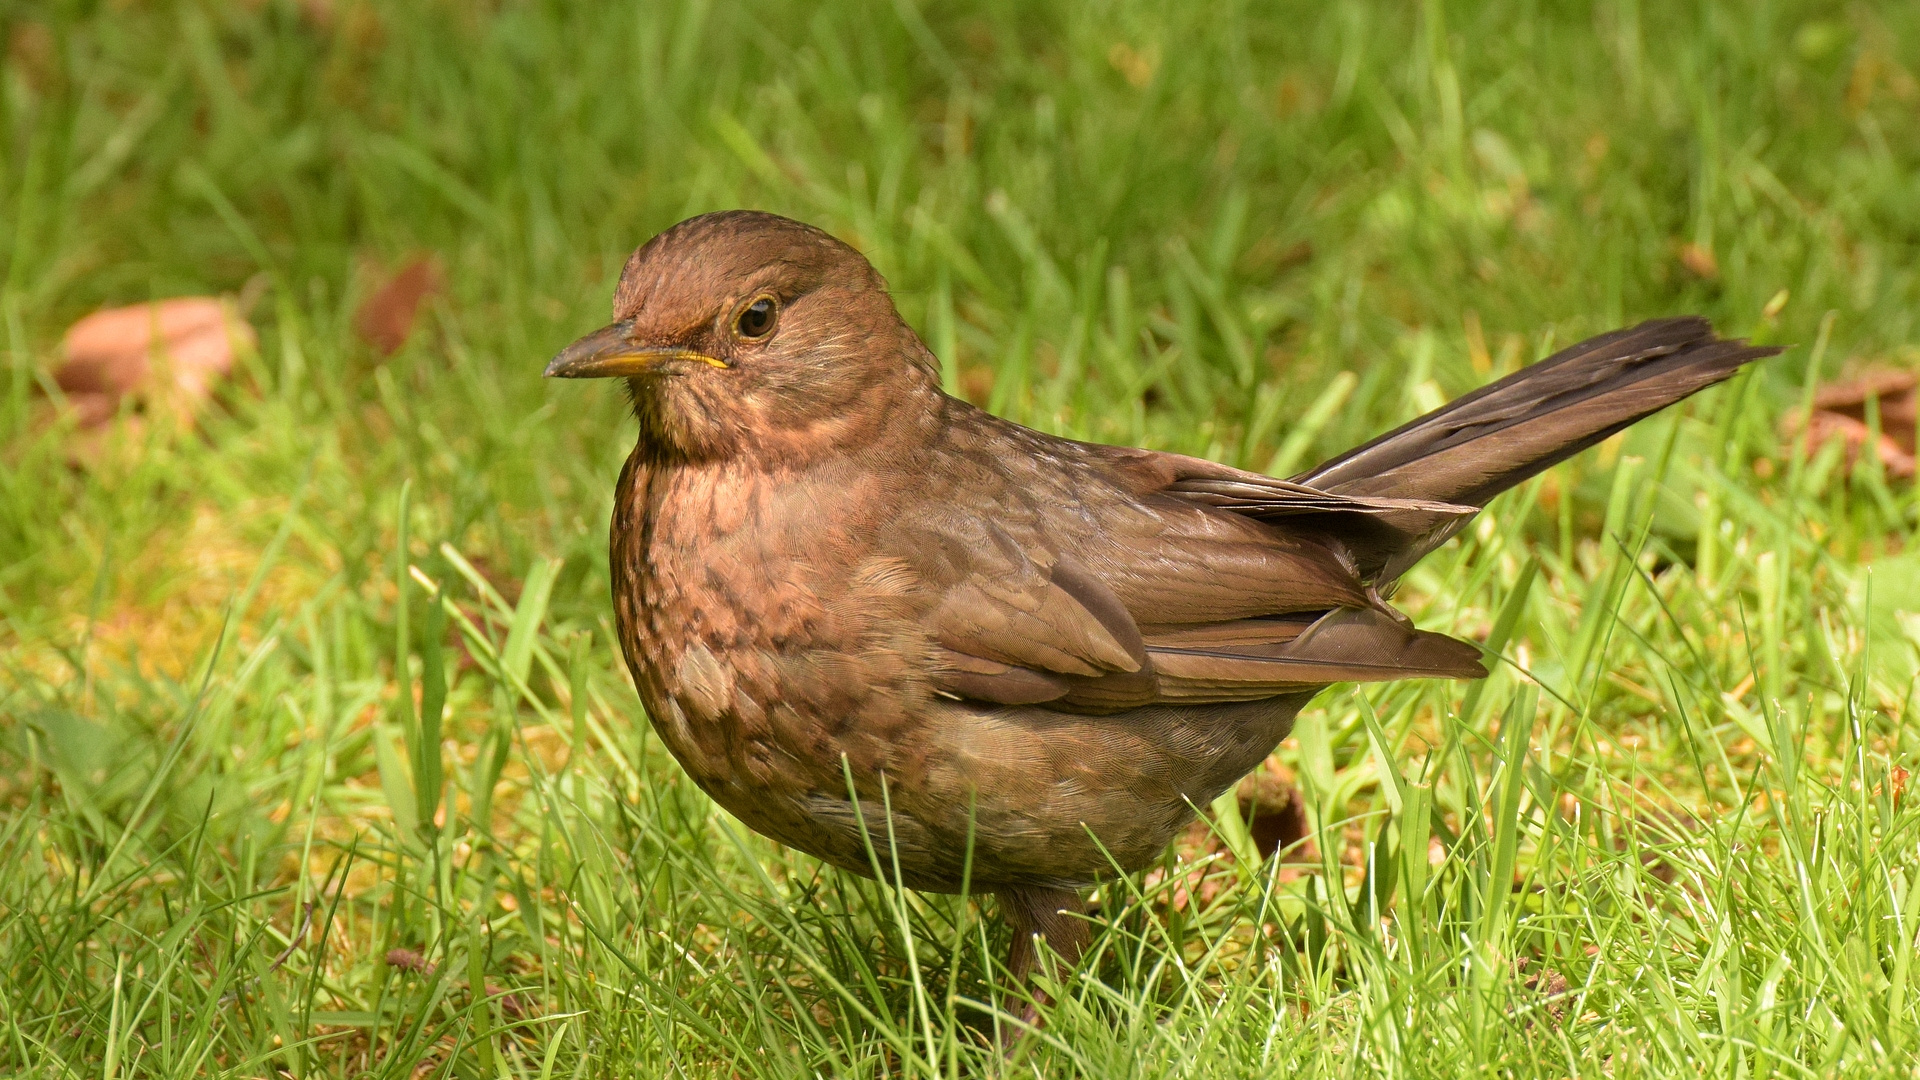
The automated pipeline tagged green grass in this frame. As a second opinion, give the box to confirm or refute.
[5,0,1920,1075]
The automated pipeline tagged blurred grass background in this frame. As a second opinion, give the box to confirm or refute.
[4,0,1920,1075]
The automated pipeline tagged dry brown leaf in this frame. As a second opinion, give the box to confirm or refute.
[385,948,435,975]
[298,0,335,30]
[1519,960,1575,1025]
[1237,763,1312,862]
[355,257,442,356]
[1784,368,1918,479]
[1676,241,1719,280]
[1108,42,1161,89]
[54,298,254,430]
[959,364,994,405]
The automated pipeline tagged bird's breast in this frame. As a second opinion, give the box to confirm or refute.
[609,453,936,789]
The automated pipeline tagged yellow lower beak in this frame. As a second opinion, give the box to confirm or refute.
[544,320,728,378]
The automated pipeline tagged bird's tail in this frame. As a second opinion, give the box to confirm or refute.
[1298,317,1779,508]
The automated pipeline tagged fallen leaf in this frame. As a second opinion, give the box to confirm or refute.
[1237,765,1312,861]
[63,392,124,430]
[54,297,253,429]
[959,364,994,405]
[355,256,442,356]
[1814,369,1917,448]
[298,0,334,30]
[1784,368,1918,479]
[1802,413,1916,478]
[385,948,435,975]
[1108,42,1161,89]
[7,21,58,96]
[485,982,530,1020]
[1676,241,1719,280]
[1518,960,1575,1024]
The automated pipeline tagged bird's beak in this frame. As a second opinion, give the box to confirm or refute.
[544,319,729,378]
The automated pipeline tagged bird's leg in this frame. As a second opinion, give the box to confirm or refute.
[994,886,1088,1040]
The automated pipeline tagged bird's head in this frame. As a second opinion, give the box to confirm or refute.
[547,210,939,462]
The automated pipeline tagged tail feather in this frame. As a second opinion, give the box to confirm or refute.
[1298,317,1780,508]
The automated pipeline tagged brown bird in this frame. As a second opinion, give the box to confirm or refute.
[547,210,1777,1012]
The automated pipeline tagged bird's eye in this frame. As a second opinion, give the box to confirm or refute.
[735,296,777,340]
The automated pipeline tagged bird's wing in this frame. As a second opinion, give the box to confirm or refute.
[891,494,1482,714]
[921,540,1159,710]
[1159,473,1474,529]
[1141,608,1485,703]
